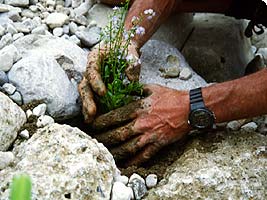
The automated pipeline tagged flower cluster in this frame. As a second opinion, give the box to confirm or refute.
[98,0,156,112]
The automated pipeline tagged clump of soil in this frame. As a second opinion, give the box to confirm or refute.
[20,99,44,112]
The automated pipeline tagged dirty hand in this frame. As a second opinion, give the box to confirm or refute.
[78,42,140,123]
[92,84,191,166]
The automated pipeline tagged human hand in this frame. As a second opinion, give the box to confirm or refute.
[92,84,191,166]
[78,42,140,123]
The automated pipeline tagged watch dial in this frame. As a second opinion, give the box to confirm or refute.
[190,109,213,129]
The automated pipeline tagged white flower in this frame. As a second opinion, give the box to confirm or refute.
[113,6,119,11]
[135,26,145,35]
[144,9,156,20]
[131,16,139,23]
[126,54,134,62]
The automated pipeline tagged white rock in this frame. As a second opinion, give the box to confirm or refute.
[13,22,31,33]
[9,35,87,119]
[0,123,119,199]
[2,83,16,95]
[47,0,56,6]
[72,0,82,8]
[13,32,24,40]
[0,92,26,151]
[74,0,92,16]
[0,25,5,36]
[0,4,10,12]
[129,173,145,184]
[69,35,80,46]
[19,129,29,139]
[65,0,72,7]
[53,27,63,37]
[241,122,258,132]
[179,67,192,80]
[61,34,70,40]
[111,182,134,200]
[145,174,158,188]
[5,0,29,7]
[251,45,257,55]
[9,91,22,105]
[31,26,46,35]
[32,103,47,116]
[21,9,34,18]
[36,115,54,127]
[29,5,38,12]
[115,175,129,185]
[226,120,243,131]
[87,4,113,28]
[75,26,101,47]
[0,33,13,50]
[45,13,69,28]
[26,109,32,118]
[0,151,14,170]
[63,24,69,34]
[6,23,17,35]
[0,44,20,72]
[69,21,78,34]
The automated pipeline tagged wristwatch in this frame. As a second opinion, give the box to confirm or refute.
[188,87,216,129]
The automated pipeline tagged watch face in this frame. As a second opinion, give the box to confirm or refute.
[189,108,214,129]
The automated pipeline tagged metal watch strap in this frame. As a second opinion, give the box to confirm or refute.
[189,87,205,111]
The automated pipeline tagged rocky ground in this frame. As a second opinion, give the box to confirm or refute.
[0,0,267,200]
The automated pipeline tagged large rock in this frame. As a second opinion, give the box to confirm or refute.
[0,123,119,200]
[145,131,267,199]
[140,40,207,90]
[0,92,26,151]
[4,0,29,7]
[8,35,87,119]
[87,3,113,28]
[182,14,254,82]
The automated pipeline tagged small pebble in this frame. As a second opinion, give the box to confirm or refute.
[69,35,81,46]
[37,115,55,127]
[19,129,30,139]
[0,71,8,86]
[129,173,145,184]
[179,67,192,80]
[128,178,147,200]
[241,122,258,132]
[33,103,47,116]
[13,32,24,41]
[111,182,134,200]
[115,175,129,185]
[2,83,16,95]
[53,27,63,37]
[26,109,33,118]
[145,174,158,188]
[0,151,15,170]
[227,120,242,131]
[9,91,22,105]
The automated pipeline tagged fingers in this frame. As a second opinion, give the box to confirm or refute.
[85,47,107,96]
[94,121,141,146]
[126,143,161,166]
[78,77,97,123]
[92,100,142,130]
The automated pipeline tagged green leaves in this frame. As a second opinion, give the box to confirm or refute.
[10,174,32,200]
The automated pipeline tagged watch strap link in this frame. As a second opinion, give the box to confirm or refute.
[189,87,205,111]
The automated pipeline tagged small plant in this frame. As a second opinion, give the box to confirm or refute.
[98,0,155,113]
[10,174,32,200]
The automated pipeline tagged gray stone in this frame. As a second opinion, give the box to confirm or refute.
[145,174,157,189]
[4,0,29,7]
[21,9,34,18]
[9,90,22,105]
[36,115,54,127]
[0,92,26,151]
[182,14,253,83]
[73,0,92,16]
[241,122,258,132]
[64,0,72,7]
[111,182,134,200]
[29,5,38,12]
[45,12,69,28]
[145,131,267,199]
[226,119,248,131]
[251,27,267,48]
[0,71,8,86]
[75,26,101,47]
[0,44,21,72]
[53,27,63,37]
[73,14,88,26]
[62,24,69,34]
[13,22,30,33]
[69,35,80,46]
[140,40,207,90]
[22,18,36,31]
[2,82,16,95]
[0,123,119,199]
[72,0,82,8]
[0,33,13,50]
[128,178,147,200]
[87,3,113,28]
[0,151,14,170]
[10,35,87,119]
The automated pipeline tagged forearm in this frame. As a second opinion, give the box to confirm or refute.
[202,68,267,123]
[125,0,179,49]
